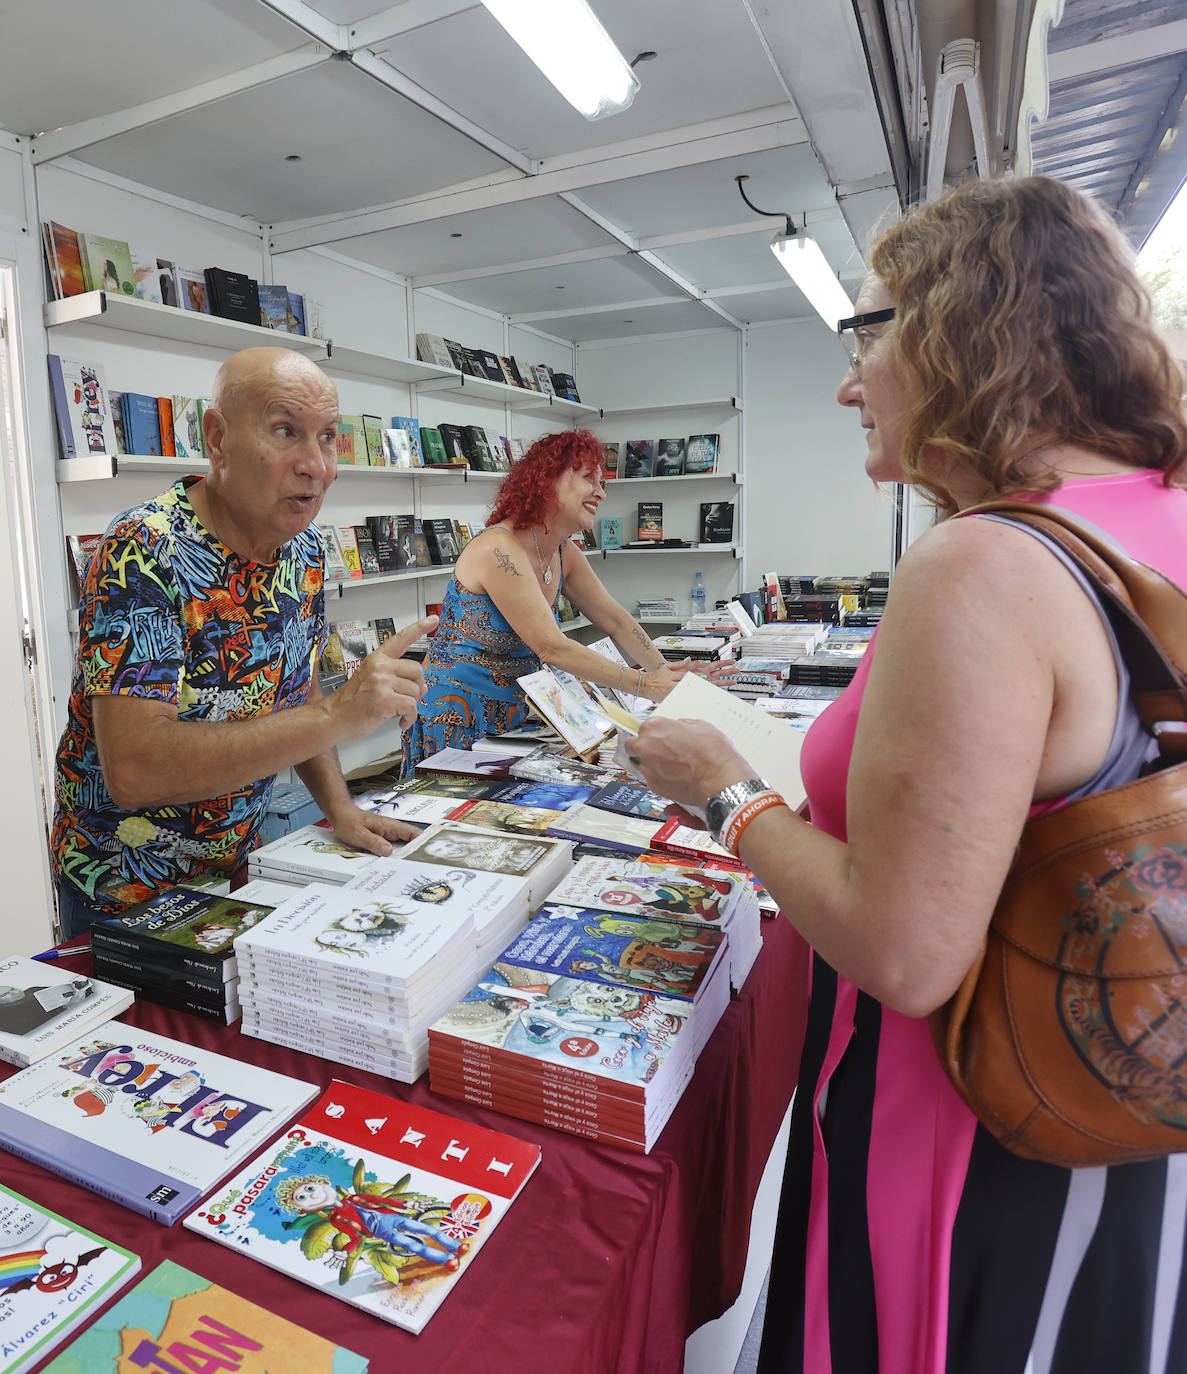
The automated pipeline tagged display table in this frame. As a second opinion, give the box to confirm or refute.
[4,918,807,1374]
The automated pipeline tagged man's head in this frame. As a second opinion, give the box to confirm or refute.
[200,348,339,561]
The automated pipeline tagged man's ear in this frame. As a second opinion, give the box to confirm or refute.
[202,405,227,468]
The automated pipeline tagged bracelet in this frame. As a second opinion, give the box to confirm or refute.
[637,669,646,697]
[720,790,788,856]
[617,665,627,691]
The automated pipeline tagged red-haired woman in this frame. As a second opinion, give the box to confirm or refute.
[401,428,712,772]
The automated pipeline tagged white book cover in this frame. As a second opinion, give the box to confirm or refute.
[184,1080,540,1334]
[0,956,134,1068]
[247,823,390,885]
[545,856,747,929]
[46,355,119,459]
[586,636,652,714]
[517,668,613,755]
[0,1183,141,1374]
[235,881,476,990]
[353,788,459,827]
[239,1014,422,1082]
[346,855,528,934]
[396,822,572,905]
[0,1024,317,1224]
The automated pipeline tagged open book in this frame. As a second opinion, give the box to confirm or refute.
[517,667,615,755]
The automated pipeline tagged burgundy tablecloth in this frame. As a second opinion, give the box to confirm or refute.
[6,918,807,1374]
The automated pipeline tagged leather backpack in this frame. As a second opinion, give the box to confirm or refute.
[929,499,1187,1166]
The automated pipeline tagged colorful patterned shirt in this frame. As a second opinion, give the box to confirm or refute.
[51,478,327,913]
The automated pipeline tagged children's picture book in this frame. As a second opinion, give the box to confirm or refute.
[184,1081,540,1334]
[636,502,663,541]
[546,855,745,926]
[41,1258,368,1373]
[0,1184,140,1374]
[655,438,686,476]
[622,439,654,478]
[78,234,136,297]
[171,396,207,462]
[120,393,163,456]
[47,356,119,459]
[0,956,134,1068]
[517,668,614,755]
[684,433,720,474]
[0,1024,318,1224]
[335,414,362,465]
[390,415,424,466]
[257,281,292,331]
[361,415,386,467]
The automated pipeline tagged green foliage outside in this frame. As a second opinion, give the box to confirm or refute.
[1140,241,1187,330]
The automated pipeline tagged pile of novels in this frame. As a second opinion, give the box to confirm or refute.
[724,656,792,700]
[637,595,681,619]
[650,633,734,663]
[0,954,133,1068]
[427,868,736,1152]
[786,652,864,687]
[415,331,579,401]
[89,883,287,1023]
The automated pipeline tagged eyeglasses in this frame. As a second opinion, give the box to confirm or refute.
[837,307,896,374]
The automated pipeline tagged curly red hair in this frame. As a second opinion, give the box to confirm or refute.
[487,428,602,530]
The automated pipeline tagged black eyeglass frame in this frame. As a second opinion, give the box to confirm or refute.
[837,307,896,371]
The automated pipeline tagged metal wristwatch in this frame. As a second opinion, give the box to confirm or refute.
[705,777,772,845]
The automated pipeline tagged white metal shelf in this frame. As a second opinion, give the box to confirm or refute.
[604,472,741,488]
[45,291,329,356]
[323,341,454,385]
[601,545,741,558]
[56,453,207,482]
[598,396,742,418]
[418,368,599,420]
[559,616,593,634]
[331,566,453,595]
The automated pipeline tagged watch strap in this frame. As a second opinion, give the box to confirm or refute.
[706,777,771,844]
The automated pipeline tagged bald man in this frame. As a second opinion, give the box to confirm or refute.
[50,347,435,938]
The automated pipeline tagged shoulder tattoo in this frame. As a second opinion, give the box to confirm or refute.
[493,548,521,577]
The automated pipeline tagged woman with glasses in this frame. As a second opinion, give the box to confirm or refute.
[401,428,707,773]
[631,177,1187,1373]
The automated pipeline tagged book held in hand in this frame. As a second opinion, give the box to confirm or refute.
[0,1023,318,1224]
[41,1258,367,1373]
[184,1080,540,1334]
[0,1184,140,1374]
[517,668,614,755]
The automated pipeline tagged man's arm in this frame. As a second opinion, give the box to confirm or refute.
[94,617,435,813]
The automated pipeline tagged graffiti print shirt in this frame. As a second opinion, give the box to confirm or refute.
[51,479,327,912]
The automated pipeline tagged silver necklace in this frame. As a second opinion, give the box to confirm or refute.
[531,527,556,585]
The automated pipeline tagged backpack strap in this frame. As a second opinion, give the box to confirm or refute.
[958,499,1187,761]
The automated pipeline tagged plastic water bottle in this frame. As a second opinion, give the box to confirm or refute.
[690,570,706,620]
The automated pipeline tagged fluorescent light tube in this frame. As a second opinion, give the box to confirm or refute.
[481,0,640,120]
[770,232,854,327]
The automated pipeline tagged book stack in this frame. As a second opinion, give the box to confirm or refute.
[637,595,681,620]
[428,942,730,1152]
[545,802,662,855]
[184,1081,540,1334]
[736,622,829,660]
[0,955,133,1068]
[650,634,732,663]
[203,266,261,325]
[544,854,762,992]
[89,885,283,1023]
[246,821,392,888]
[724,656,792,700]
[234,875,483,1082]
[786,652,863,687]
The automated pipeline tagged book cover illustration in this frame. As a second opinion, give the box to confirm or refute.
[597,515,623,550]
[546,856,741,925]
[636,502,663,541]
[41,1258,367,1373]
[397,823,567,881]
[184,1081,540,1334]
[622,440,654,478]
[0,956,134,1069]
[47,356,119,459]
[120,393,163,456]
[509,751,620,788]
[416,747,519,779]
[257,281,292,331]
[655,438,686,476]
[0,1025,318,1224]
[172,267,210,314]
[517,668,613,755]
[286,291,306,335]
[700,501,735,543]
[43,222,87,299]
[92,887,276,980]
[382,427,413,467]
[500,905,726,1001]
[588,780,671,820]
[0,1183,140,1374]
[361,415,386,467]
[390,415,424,466]
[445,799,569,837]
[684,433,720,474]
[79,234,136,296]
[545,803,661,855]
[171,396,207,462]
[601,441,620,480]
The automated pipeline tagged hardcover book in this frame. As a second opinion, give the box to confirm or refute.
[623,440,654,478]
[0,956,134,1068]
[655,438,686,476]
[183,1081,540,1334]
[47,356,119,459]
[0,1024,318,1224]
[78,233,136,296]
[203,267,260,325]
[257,281,292,331]
[636,502,663,541]
[699,500,735,543]
[0,1184,140,1374]
[41,1258,368,1373]
[684,433,720,474]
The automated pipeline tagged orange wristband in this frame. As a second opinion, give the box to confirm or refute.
[721,790,788,856]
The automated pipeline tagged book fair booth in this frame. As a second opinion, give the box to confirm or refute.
[0,2,1181,1371]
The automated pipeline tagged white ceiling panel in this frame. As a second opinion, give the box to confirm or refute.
[73,61,507,224]
[371,0,791,162]
[441,253,684,316]
[330,197,622,279]
[0,0,304,135]
[561,302,734,342]
[573,143,835,243]
[709,286,819,326]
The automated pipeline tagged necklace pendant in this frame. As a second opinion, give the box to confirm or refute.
[543,567,553,584]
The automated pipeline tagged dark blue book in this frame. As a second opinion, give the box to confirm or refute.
[486,779,595,810]
[120,392,163,456]
[589,781,671,820]
[286,290,306,335]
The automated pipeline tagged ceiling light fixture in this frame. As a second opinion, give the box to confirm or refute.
[736,174,853,327]
[479,0,640,120]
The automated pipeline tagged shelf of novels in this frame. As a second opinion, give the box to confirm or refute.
[44,290,329,358]
[329,566,452,596]
[598,396,743,418]
[416,368,600,421]
[604,472,741,489]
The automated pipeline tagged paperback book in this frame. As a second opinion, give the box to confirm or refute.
[544,803,662,855]
[517,668,613,756]
[622,440,654,479]
[184,1081,540,1334]
[655,438,686,476]
[636,502,663,541]
[0,1024,318,1224]
[684,433,720,474]
[41,1258,367,1373]
[0,1184,140,1374]
[47,356,119,459]
[78,234,136,297]
[0,956,134,1068]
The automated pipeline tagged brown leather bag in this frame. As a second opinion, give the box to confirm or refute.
[929,499,1187,1166]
